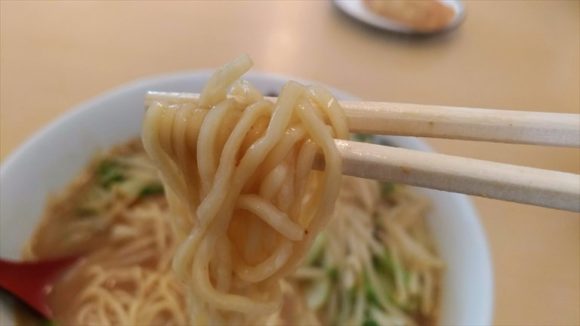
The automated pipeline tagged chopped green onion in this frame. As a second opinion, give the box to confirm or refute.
[305,234,326,266]
[352,133,373,143]
[364,275,380,307]
[348,287,357,306]
[402,296,419,312]
[372,251,395,277]
[380,182,395,196]
[96,159,125,188]
[75,207,98,217]
[327,267,339,282]
[306,278,330,310]
[362,318,379,326]
[139,183,164,197]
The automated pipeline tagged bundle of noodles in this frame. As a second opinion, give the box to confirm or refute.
[142,54,348,324]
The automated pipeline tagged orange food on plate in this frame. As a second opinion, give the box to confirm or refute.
[364,0,455,32]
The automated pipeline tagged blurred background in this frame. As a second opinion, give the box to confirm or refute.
[1,1,578,324]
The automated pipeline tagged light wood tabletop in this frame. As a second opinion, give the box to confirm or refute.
[1,1,578,325]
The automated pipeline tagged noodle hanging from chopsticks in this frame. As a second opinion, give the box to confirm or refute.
[142,54,348,324]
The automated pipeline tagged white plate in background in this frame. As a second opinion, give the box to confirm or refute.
[334,0,465,34]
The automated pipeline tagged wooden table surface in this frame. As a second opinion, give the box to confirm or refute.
[1,1,578,325]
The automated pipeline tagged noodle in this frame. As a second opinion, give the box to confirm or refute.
[23,145,188,325]
[142,54,348,324]
[20,56,442,326]
[288,176,442,326]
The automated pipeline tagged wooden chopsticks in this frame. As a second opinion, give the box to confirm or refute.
[145,92,580,212]
[326,140,579,212]
[147,92,580,147]
[341,101,580,147]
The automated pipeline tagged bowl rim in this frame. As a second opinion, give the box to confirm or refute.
[0,70,493,325]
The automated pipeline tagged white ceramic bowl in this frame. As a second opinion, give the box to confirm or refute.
[0,72,493,325]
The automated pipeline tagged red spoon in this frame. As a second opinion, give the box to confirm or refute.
[0,256,80,319]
